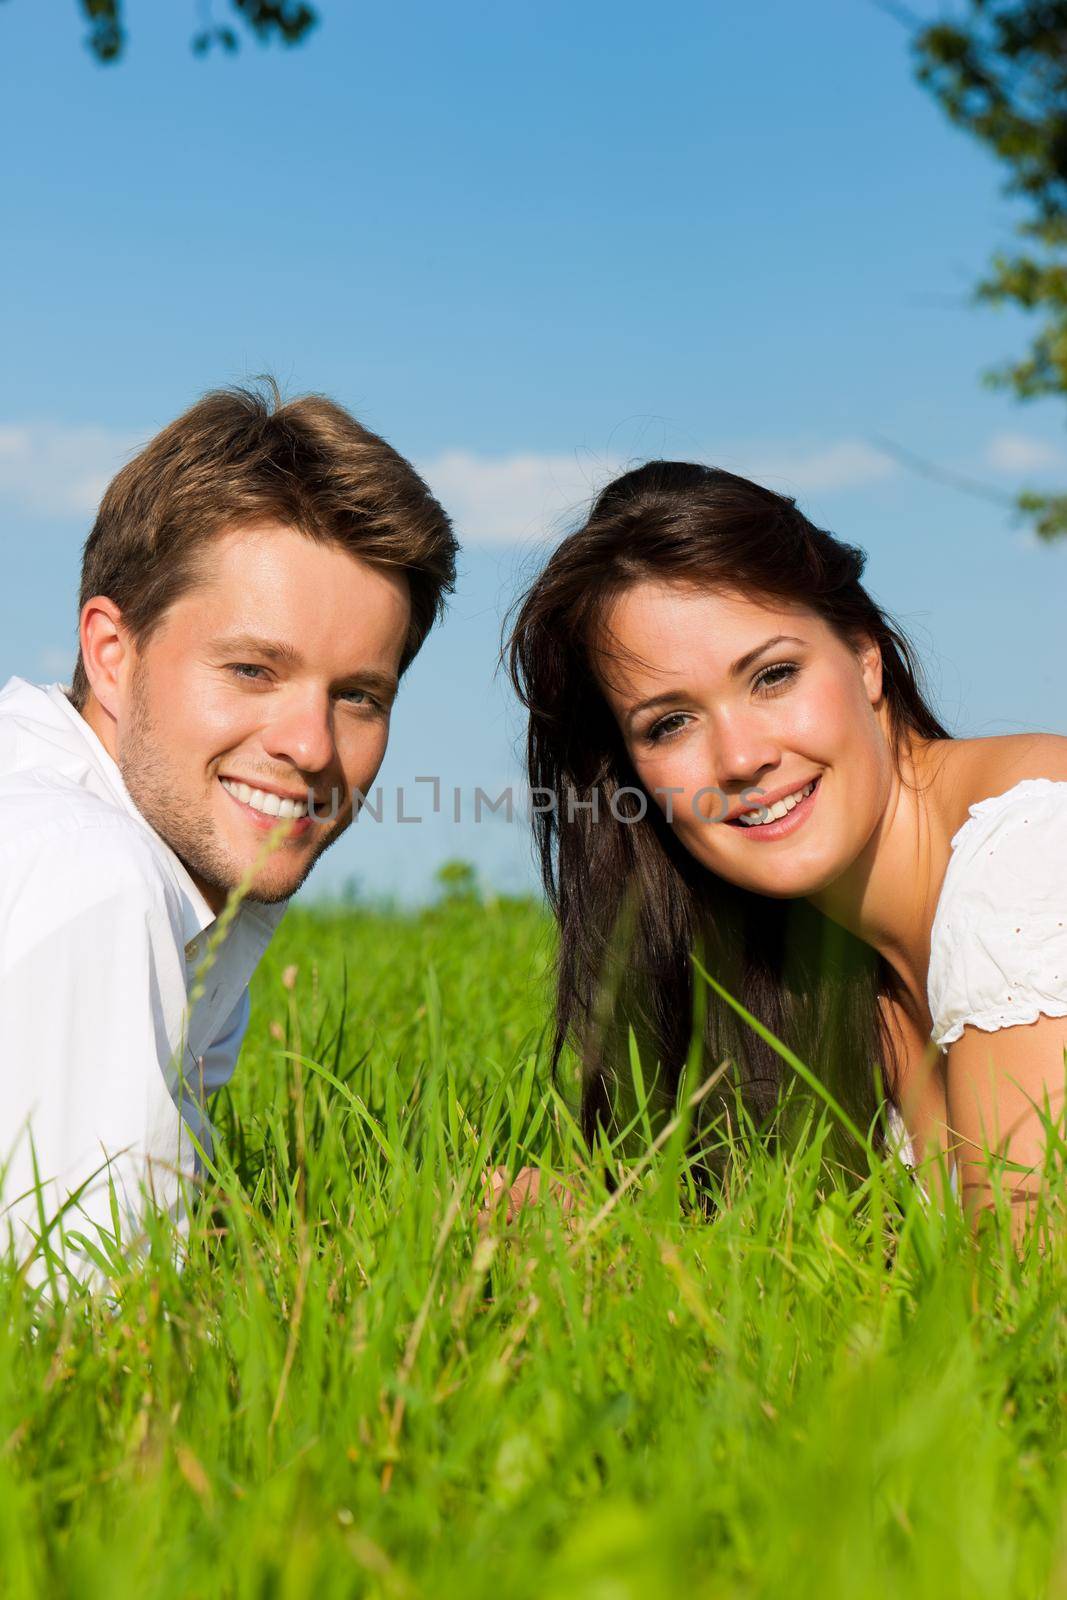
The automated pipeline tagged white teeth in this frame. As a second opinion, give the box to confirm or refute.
[738,779,816,828]
[220,778,307,818]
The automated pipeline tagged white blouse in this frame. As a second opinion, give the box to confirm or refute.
[888,777,1067,1175]
[926,777,1067,1049]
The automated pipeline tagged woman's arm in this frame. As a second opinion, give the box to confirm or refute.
[946,1015,1067,1238]
[478,1165,578,1227]
[879,991,956,1207]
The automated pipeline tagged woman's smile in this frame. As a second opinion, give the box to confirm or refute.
[724,774,822,841]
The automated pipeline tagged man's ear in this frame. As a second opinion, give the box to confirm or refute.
[80,596,132,720]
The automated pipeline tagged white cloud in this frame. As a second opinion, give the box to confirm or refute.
[417,449,618,544]
[38,646,75,681]
[0,422,141,517]
[729,440,895,494]
[0,421,897,540]
[986,433,1067,474]
[419,437,896,543]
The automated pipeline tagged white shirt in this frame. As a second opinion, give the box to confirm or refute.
[927,778,1067,1048]
[889,776,1067,1179]
[0,676,287,1272]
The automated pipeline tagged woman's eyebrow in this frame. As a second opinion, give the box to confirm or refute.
[627,688,690,727]
[627,635,807,726]
[729,633,806,677]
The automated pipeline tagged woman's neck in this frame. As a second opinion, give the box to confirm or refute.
[805,734,960,1029]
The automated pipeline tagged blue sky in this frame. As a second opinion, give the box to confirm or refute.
[2,0,1064,901]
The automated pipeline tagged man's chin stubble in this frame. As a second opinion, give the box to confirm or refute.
[119,673,356,908]
[238,808,355,904]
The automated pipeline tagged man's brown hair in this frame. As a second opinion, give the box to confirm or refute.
[69,378,458,709]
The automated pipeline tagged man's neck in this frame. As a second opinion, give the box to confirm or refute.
[78,690,120,764]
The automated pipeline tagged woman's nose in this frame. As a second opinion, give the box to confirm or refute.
[709,709,781,789]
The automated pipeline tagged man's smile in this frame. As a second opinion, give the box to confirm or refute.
[218,775,313,834]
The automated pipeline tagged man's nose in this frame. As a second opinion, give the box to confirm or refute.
[261,690,337,774]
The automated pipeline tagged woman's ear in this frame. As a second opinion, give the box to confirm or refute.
[859,636,883,708]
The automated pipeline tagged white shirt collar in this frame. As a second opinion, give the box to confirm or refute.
[14,678,287,949]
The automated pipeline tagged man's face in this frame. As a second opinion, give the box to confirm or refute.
[115,523,410,910]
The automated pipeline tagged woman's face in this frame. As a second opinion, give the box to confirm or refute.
[592,579,893,900]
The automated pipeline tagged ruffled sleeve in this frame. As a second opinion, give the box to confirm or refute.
[926,778,1067,1051]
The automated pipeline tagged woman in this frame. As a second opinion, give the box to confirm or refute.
[505,461,1067,1228]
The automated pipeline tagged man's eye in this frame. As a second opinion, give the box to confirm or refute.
[338,689,370,707]
[229,663,267,682]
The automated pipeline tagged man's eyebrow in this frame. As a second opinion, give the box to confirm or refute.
[210,634,302,667]
[626,635,807,727]
[352,669,400,702]
[210,636,399,700]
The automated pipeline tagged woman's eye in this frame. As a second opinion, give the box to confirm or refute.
[645,712,689,745]
[753,662,799,695]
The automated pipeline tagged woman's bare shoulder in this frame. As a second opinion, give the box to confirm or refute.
[920,733,1067,840]
[958,731,1067,794]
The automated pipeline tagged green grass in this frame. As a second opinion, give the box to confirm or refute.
[2,892,1067,1599]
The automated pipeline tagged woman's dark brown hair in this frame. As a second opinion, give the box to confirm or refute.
[507,461,951,1173]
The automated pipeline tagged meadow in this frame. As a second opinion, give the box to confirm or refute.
[2,883,1066,1599]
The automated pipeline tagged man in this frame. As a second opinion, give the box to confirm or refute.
[0,381,456,1277]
